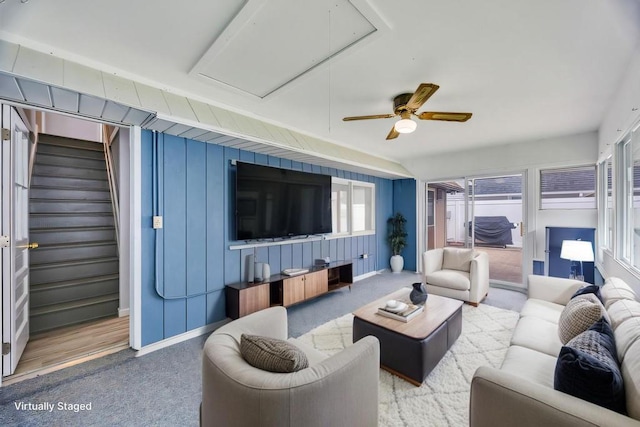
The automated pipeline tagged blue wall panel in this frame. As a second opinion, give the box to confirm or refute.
[392,179,417,271]
[141,131,163,346]
[140,130,410,345]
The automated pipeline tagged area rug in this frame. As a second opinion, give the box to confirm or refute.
[296,303,519,427]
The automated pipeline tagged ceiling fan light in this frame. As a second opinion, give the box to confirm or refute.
[395,118,417,134]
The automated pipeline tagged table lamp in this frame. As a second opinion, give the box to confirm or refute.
[559,240,594,281]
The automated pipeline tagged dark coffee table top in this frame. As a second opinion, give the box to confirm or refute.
[352,288,463,340]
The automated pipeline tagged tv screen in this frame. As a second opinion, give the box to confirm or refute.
[235,162,332,240]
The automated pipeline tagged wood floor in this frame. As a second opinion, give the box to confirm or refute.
[4,315,129,386]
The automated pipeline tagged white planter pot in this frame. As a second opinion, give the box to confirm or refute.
[390,255,404,273]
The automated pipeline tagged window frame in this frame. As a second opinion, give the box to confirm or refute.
[538,165,597,210]
[331,177,376,237]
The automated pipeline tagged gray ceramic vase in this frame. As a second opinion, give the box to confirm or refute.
[410,282,428,305]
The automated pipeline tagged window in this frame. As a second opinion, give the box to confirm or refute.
[540,166,596,209]
[331,178,375,235]
[603,157,613,250]
[620,132,640,268]
[331,181,349,235]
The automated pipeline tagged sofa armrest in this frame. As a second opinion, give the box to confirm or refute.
[423,248,444,276]
[527,275,584,305]
[469,252,490,304]
[470,366,640,427]
[214,306,288,341]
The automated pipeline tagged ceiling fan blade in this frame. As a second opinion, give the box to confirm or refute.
[405,83,439,110]
[417,111,472,122]
[386,126,400,140]
[343,114,396,121]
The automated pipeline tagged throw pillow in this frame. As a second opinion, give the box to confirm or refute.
[571,284,602,302]
[558,294,609,344]
[554,319,626,414]
[240,334,309,373]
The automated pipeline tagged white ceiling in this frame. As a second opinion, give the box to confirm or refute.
[1,0,639,164]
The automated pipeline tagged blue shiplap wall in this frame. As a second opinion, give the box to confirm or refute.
[141,131,396,346]
[392,179,417,271]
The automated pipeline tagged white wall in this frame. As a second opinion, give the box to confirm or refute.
[41,112,102,142]
[113,128,130,314]
[405,131,599,283]
[599,41,640,160]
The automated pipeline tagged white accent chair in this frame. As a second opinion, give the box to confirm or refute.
[201,306,380,427]
[422,247,490,306]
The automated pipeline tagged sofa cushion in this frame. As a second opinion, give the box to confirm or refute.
[571,284,602,302]
[500,345,557,388]
[554,319,626,414]
[558,294,609,344]
[240,334,309,373]
[442,247,474,272]
[601,277,638,309]
[615,317,640,363]
[511,316,563,357]
[608,299,640,330]
[621,340,640,420]
[425,269,470,291]
[287,338,328,366]
[519,298,564,324]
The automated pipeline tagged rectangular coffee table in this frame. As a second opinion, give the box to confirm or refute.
[352,288,463,386]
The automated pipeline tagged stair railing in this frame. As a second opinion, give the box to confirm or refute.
[102,124,120,253]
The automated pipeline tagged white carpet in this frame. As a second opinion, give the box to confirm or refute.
[297,303,519,427]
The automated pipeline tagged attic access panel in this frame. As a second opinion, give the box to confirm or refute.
[191,0,376,98]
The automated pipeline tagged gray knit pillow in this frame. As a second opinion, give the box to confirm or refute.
[558,294,610,345]
[240,334,308,373]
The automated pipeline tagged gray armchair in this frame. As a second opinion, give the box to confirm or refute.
[201,306,380,427]
[422,247,490,306]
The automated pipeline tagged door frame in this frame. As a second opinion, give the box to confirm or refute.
[420,170,530,290]
[0,101,141,385]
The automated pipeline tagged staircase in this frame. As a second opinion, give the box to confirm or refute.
[29,134,119,334]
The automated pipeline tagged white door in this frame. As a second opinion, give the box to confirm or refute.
[2,105,31,376]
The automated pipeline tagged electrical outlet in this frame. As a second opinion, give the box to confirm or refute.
[153,216,163,229]
[361,253,368,259]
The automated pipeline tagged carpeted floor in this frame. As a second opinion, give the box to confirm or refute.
[0,271,527,426]
[297,304,520,426]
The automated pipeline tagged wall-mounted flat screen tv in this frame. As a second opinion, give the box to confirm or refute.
[235,162,332,240]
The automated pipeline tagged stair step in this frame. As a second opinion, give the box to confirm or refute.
[32,164,107,180]
[30,212,114,229]
[35,153,107,170]
[36,143,106,160]
[30,187,111,201]
[29,293,119,334]
[31,274,119,308]
[38,134,103,152]
[30,241,117,264]
[30,175,108,191]
[30,199,113,214]
[30,226,116,246]
[30,257,119,286]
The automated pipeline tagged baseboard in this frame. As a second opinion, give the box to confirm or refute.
[354,271,377,282]
[135,318,230,357]
[118,308,130,317]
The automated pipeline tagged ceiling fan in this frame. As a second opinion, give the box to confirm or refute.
[343,83,472,140]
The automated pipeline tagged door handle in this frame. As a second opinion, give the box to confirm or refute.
[18,242,39,249]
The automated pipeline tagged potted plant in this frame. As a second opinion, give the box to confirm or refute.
[387,212,407,273]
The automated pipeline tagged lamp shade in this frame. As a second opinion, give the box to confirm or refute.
[395,118,417,134]
[560,240,594,262]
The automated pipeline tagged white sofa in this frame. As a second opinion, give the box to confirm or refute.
[470,275,640,426]
[201,306,380,427]
[422,247,490,306]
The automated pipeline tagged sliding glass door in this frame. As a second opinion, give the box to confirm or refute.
[426,173,525,287]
